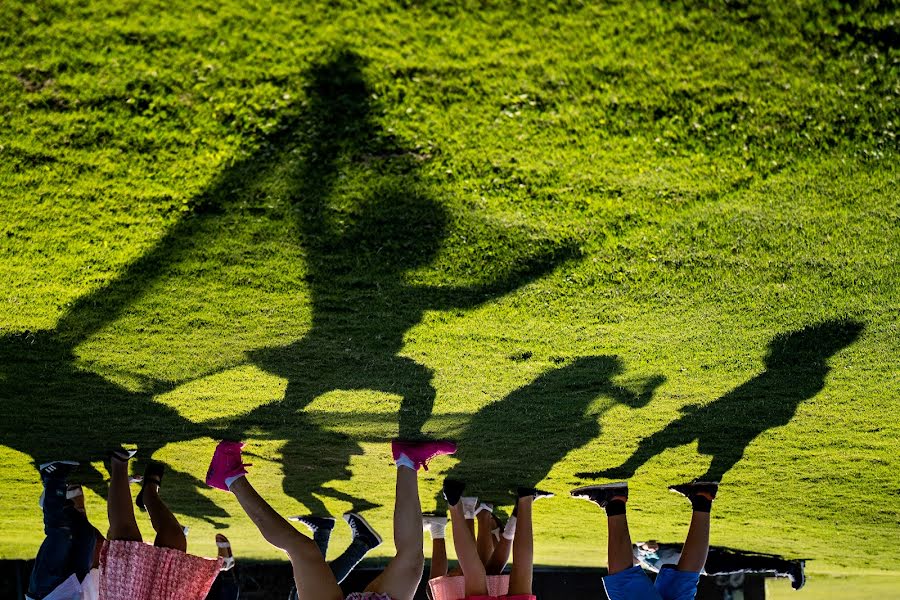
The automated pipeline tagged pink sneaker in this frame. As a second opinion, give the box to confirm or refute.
[206,441,251,491]
[391,439,457,471]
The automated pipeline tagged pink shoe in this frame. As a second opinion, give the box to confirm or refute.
[206,441,251,491]
[391,439,457,471]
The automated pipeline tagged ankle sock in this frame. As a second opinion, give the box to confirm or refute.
[690,494,713,513]
[429,522,446,539]
[502,515,517,540]
[224,473,246,490]
[605,499,627,517]
[395,454,416,471]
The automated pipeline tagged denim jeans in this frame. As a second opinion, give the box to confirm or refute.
[27,478,97,599]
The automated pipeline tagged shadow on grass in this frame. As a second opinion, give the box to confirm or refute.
[438,356,665,509]
[577,319,864,482]
[0,50,577,519]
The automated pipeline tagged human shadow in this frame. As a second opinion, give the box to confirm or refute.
[0,330,229,523]
[438,356,664,507]
[1,49,577,518]
[234,51,579,445]
[578,320,864,482]
[221,50,577,511]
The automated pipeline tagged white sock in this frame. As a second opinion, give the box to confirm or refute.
[395,454,416,471]
[224,473,246,490]
[503,515,517,540]
[429,521,446,539]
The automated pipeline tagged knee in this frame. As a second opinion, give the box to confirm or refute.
[395,548,425,575]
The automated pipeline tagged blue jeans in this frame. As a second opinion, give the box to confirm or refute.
[27,478,98,599]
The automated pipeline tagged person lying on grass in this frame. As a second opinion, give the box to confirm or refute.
[571,479,719,600]
[100,450,222,600]
[206,438,456,600]
[427,479,548,600]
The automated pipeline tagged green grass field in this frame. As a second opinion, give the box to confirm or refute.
[1,0,898,596]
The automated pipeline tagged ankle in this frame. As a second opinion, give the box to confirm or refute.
[605,498,627,517]
[690,494,713,513]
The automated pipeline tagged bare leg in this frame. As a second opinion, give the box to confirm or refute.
[677,511,710,572]
[606,513,634,575]
[106,458,141,542]
[142,482,187,551]
[364,466,426,600]
[507,497,533,595]
[476,510,495,565]
[448,502,487,596]
[230,477,342,600]
[430,538,448,580]
[466,517,476,540]
[485,535,512,575]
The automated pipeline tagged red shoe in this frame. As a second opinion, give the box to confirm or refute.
[391,439,457,471]
[206,441,251,491]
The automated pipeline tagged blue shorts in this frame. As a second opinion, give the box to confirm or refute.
[602,566,701,600]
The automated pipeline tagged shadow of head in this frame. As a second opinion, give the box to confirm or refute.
[294,49,448,276]
[305,49,372,137]
[763,319,864,370]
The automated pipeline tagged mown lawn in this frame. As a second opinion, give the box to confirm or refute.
[1,0,897,596]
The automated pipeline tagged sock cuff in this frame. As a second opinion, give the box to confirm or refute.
[395,454,416,471]
[605,499,627,517]
[224,473,246,490]
[502,515,518,540]
[429,524,446,539]
[690,495,713,513]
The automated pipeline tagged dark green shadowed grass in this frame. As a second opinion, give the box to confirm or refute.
[1,1,898,597]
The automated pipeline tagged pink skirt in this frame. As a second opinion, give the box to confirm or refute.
[429,575,510,600]
[99,540,222,600]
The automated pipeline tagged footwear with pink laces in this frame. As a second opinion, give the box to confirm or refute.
[391,439,457,471]
[207,440,251,491]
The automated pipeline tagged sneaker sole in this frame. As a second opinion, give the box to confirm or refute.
[344,512,383,545]
[38,460,80,471]
[570,482,628,498]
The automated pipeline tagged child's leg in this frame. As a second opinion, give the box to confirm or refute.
[607,512,634,574]
[485,535,512,575]
[430,538,448,579]
[230,477,342,600]
[106,456,142,542]
[364,465,426,600]
[507,497,533,595]
[448,499,488,596]
[677,512,710,572]
[476,509,495,565]
[671,482,716,572]
[143,481,187,551]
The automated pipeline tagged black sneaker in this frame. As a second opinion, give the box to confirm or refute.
[668,481,719,501]
[289,515,336,533]
[443,478,465,507]
[570,482,629,508]
[38,461,79,483]
[787,560,806,590]
[344,512,383,550]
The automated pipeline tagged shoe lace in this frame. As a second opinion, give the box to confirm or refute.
[347,517,361,537]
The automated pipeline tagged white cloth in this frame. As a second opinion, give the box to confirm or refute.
[80,568,100,600]
[29,569,100,600]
